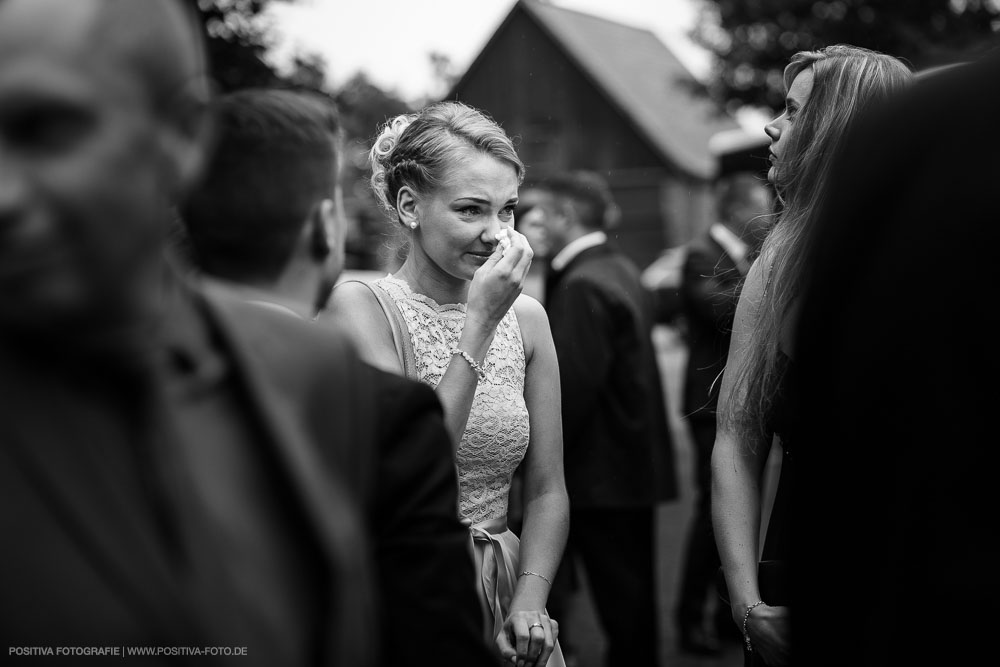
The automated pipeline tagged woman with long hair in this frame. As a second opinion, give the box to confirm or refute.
[712,45,912,667]
[328,101,568,667]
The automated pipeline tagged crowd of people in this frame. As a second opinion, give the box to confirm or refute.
[2,1,997,667]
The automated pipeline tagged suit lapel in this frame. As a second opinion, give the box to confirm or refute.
[198,284,354,546]
[0,358,198,639]
[544,265,563,303]
[547,243,612,301]
[198,283,375,663]
[560,243,612,274]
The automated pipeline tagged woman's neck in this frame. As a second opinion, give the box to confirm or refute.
[394,252,470,306]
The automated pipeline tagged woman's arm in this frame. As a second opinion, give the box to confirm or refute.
[323,281,403,373]
[325,229,532,450]
[325,278,489,448]
[711,258,790,665]
[434,230,534,447]
[498,294,569,667]
[711,257,772,619]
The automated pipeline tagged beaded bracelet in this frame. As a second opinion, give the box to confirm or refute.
[742,600,765,653]
[519,570,551,585]
[451,348,487,382]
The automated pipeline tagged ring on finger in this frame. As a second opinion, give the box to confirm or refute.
[528,622,544,631]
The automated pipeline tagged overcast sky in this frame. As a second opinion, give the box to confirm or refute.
[263,0,713,102]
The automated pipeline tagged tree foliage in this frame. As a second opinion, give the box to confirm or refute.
[428,51,462,101]
[333,73,413,142]
[190,0,287,91]
[189,1,416,270]
[693,0,1000,111]
[332,73,414,270]
[190,0,336,93]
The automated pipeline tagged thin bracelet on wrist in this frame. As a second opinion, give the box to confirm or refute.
[742,600,765,653]
[451,348,487,382]
[519,570,551,585]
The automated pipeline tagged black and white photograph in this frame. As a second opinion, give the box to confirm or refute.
[2,1,998,666]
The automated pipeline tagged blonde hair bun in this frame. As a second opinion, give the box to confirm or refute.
[369,113,416,213]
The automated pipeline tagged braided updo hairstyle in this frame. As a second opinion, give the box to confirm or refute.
[369,101,525,226]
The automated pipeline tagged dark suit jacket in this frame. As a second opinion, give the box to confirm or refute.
[787,51,1000,666]
[203,283,490,666]
[0,279,489,666]
[545,243,677,508]
[679,232,744,422]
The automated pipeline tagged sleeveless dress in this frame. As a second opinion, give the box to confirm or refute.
[376,275,565,665]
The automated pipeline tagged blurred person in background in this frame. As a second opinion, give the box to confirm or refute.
[506,190,554,533]
[327,101,569,667]
[179,88,492,666]
[515,188,554,260]
[675,173,771,655]
[539,170,677,667]
[788,49,1000,666]
[0,0,378,664]
[513,188,553,304]
[711,45,911,667]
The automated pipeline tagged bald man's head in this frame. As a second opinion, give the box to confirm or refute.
[0,0,213,335]
[0,0,209,120]
[92,0,211,117]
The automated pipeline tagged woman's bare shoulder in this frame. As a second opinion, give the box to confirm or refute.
[513,293,552,360]
[513,292,545,319]
[513,293,548,332]
[326,280,385,323]
[322,280,401,372]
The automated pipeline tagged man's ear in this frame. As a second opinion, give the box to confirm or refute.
[308,199,334,262]
[396,187,418,228]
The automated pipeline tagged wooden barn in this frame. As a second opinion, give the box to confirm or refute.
[446,0,738,269]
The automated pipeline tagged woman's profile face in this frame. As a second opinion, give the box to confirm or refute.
[764,67,815,185]
[411,147,520,282]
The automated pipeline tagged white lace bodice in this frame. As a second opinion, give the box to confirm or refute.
[376,275,529,524]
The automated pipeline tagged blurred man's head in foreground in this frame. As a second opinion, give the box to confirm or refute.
[0,0,210,335]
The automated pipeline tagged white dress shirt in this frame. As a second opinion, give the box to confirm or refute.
[550,231,608,272]
[709,223,750,275]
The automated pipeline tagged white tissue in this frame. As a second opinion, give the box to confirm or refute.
[496,228,512,253]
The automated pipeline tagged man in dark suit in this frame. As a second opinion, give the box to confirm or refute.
[788,50,1000,665]
[180,86,492,666]
[539,171,678,667]
[0,2,487,665]
[675,173,771,654]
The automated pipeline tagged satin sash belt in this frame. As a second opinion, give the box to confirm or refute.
[469,516,515,642]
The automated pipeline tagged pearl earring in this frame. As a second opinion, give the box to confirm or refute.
[409,221,418,230]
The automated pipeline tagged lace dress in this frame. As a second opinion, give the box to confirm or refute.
[375,276,565,664]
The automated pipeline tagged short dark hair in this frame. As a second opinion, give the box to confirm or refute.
[181,88,342,283]
[537,170,615,230]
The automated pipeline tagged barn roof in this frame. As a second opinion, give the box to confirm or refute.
[450,0,737,179]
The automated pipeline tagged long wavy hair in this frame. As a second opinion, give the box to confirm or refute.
[722,45,912,448]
